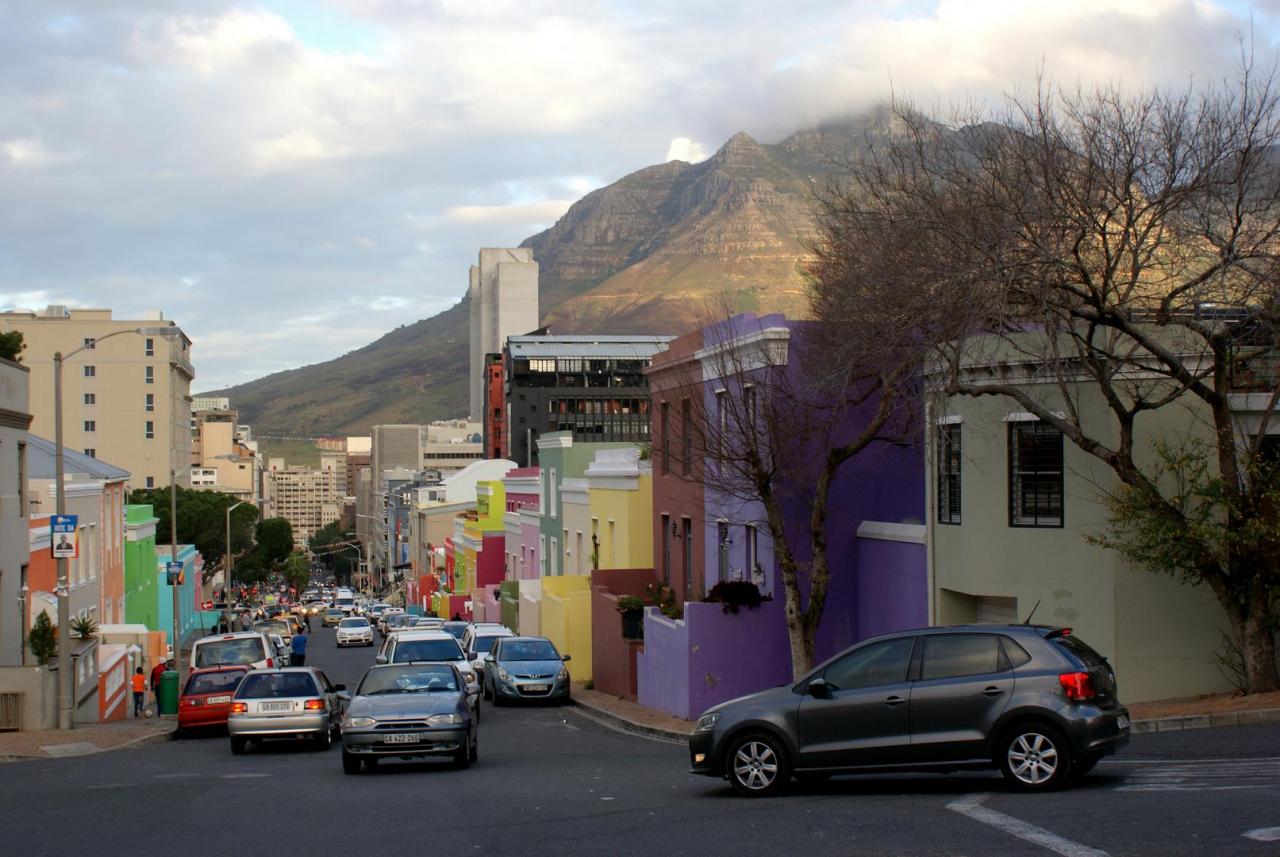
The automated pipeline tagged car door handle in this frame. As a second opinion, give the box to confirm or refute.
[983,686,1005,697]
[884,695,907,707]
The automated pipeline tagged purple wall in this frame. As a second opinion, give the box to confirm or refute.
[635,608,691,718]
[855,537,927,640]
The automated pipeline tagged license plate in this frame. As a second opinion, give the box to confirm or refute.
[207,696,231,704]
[261,701,292,712]
[522,684,549,693]
[1117,714,1130,730]
[384,733,421,744]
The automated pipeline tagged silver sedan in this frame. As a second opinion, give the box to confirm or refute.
[227,667,350,754]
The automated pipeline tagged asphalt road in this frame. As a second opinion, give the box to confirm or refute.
[3,625,1279,857]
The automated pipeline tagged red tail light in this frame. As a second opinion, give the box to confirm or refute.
[229,702,248,714]
[1059,671,1097,701]
[303,698,326,711]
[265,658,273,668]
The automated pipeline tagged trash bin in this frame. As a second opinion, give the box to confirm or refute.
[158,670,180,716]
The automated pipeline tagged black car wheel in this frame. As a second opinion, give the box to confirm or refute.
[469,735,478,763]
[726,733,791,797]
[230,736,247,755]
[998,724,1072,790]
[342,750,360,774]
[453,743,471,770]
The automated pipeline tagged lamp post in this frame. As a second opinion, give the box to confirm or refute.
[51,325,177,730]
[223,500,258,633]
[354,512,383,593]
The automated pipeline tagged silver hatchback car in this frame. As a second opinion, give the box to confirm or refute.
[227,667,350,754]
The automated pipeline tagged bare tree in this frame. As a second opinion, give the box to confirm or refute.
[812,60,1280,692]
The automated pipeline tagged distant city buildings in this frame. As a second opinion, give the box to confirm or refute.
[264,458,339,547]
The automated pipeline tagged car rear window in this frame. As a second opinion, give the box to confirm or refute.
[193,638,265,667]
[393,639,464,663]
[184,671,245,695]
[1052,633,1107,667]
[236,673,319,699]
[339,618,369,628]
[470,635,505,657]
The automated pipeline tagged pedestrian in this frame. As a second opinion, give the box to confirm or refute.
[304,611,312,632]
[131,667,146,717]
[151,658,173,715]
[290,629,308,667]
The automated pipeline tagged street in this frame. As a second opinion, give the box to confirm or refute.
[2,626,1279,857]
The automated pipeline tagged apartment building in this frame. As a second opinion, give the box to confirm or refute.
[189,408,258,501]
[266,462,339,547]
[0,356,32,665]
[0,305,193,491]
[423,420,483,475]
[468,248,540,420]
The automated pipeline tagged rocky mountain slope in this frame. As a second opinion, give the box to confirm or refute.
[212,113,890,437]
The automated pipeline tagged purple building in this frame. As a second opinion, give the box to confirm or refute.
[635,314,927,719]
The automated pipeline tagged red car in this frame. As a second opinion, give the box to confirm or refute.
[179,666,250,733]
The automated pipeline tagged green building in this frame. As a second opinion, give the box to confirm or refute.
[124,504,161,630]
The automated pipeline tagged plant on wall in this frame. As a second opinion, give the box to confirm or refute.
[644,582,682,620]
[706,580,769,614]
[616,595,646,640]
[70,614,98,639]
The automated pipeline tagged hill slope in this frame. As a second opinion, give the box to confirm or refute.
[212,113,890,436]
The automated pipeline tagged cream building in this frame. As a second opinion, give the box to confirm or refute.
[0,306,193,491]
[190,408,258,501]
[423,420,483,475]
[266,462,339,547]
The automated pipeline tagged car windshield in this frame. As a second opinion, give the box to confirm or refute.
[235,672,318,699]
[194,639,263,667]
[325,609,343,616]
[1053,633,1107,667]
[470,635,505,657]
[358,666,459,695]
[339,618,369,628]
[500,640,559,661]
[393,639,464,663]
[254,620,289,635]
[184,671,245,695]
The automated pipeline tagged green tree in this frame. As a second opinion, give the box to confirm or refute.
[0,330,23,362]
[309,519,358,585]
[27,612,57,664]
[281,551,311,593]
[126,486,256,579]
[254,518,294,567]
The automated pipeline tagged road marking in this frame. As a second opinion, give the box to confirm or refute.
[947,794,1110,857]
[87,782,135,790]
[1114,758,1280,792]
[1244,827,1280,842]
[153,772,199,779]
[220,773,272,779]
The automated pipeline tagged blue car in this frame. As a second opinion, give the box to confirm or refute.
[482,636,571,705]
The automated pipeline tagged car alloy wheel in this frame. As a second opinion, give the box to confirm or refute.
[728,734,790,797]
[1000,725,1070,790]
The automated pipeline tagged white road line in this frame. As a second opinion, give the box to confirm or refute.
[947,794,1110,857]
[1243,827,1280,842]
[153,772,199,778]
[1103,757,1280,765]
[220,773,272,779]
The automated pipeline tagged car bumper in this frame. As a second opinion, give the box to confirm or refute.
[493,675,570,701]
[1064,705,1131,757]
[179,706,232,730]
[342,728,467,756]
[336,634,373,645]
[228,712,329,737]
[689,730,723,776]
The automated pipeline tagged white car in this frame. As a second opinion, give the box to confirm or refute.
[461,625,515,682]
[336,617,375,647]
[375,630,480,697]
[377,607,405,633]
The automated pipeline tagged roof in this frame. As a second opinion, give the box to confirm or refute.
[25,434,130,481]
[507,335,674,360]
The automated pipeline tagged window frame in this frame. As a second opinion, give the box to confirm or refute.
[937,423,962,525]
[1007,420,1065,528]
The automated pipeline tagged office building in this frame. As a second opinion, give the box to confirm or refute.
[468,248,539,420]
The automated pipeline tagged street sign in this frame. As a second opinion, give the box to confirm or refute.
[51,515,79,559]
[166,561,183,585]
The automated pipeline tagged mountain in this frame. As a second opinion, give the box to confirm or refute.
[211,112,893,437]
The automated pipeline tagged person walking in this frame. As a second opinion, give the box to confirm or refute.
[131,667,146,717]
[151,658,173,715]
[290,629,308,667]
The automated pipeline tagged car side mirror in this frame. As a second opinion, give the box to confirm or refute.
[807,678,831,699]
[561,654,571,662]
[374,654,388,665]
[333,684,346,692]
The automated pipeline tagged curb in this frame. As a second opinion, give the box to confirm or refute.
[0,724,177,763]
[568,698,689,744]
[1129,707,1280,734]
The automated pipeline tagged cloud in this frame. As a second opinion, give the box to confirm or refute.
[0,0,1275,393]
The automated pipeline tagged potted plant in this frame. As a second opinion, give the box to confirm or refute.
[616,595,646,640]
[70,614,99,640]
[706,580,768,615]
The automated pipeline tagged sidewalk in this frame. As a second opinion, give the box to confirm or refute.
[571,686,1280,742]
[0,718,176,762]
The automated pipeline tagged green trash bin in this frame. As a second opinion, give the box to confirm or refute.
[158,670,180,716]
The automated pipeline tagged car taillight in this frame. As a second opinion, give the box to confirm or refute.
[229,702,248,714]
[1059,671,1097,701]
[303,699,326,711]
[265,658,273,668]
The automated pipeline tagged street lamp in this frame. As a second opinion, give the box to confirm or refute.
[52,325,178,730]
[353,512,384,592]
[224,500,259,633]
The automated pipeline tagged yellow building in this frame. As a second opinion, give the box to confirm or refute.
[585,447,653,570]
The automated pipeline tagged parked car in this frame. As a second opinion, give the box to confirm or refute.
[268,633,291,667]
[378,608,405,633]
[441,621,468,642]
[688,625,1130,796]
[253,618,293,645]
[340,662,478,774]
[322,608,345,627]
[382,612,414,635]
[178,665,250,734]
[483,636,571,705]
[462,625,514,682]
[190,632,277,670]
[376,630,479,694]
[227,667,349,754]
[336,617,375,647]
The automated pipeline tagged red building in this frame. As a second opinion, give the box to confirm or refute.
[482,353,506,459]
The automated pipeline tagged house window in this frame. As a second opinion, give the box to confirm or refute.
[683,517,693,597]
[744,384,757,433]
[1009,421,1064,527]
[84,448,96,458]
[549,537,558,575]
[83,420,95,432]
[576,531,584,575]
[83,365,96,378]
[937,424,962,525]
[540,535,547,575]
[145,420,154,439]
[745,524,758,580]
[608,520,616,568]
[529,358,555,373]
[145,366,154,384]
[17,441,26,516]
[715,389,728,460]
[548,468,557,516]
[717,521,729,585]
[145,338,154,357]
[145,476,154,488]
[660,402,670,475]
[681,398,692,477]
[660,514,670,583]
[83,337,96,349]
[83,393,95,405]
[145,393,154,412]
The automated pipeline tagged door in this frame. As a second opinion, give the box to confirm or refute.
[797,636,916,769]
[908,634,1014,763]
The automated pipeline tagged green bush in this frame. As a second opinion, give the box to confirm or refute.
[28,612,57,664]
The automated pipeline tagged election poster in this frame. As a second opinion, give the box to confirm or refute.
[51,515,79,559]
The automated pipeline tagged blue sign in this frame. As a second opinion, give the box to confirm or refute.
[166,561,183,585]
[51,515,79,559]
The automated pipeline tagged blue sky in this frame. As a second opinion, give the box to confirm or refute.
[1,0,1277,392]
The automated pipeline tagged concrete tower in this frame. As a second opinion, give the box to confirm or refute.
[468,248,539,420]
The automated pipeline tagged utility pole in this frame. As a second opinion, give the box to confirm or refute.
[53,350,72,731]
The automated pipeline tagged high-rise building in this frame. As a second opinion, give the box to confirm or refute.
[190,408,259,502]
[1,305,193,491]
[265,463,339,547]
[423,420,483,475]
[468,248,539,420]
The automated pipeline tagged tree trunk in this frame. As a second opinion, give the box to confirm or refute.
[1240,603,1280,694]
[762,488,812,679]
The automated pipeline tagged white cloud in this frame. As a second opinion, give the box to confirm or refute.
[665,137,707,163]
[444,200,574,225]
